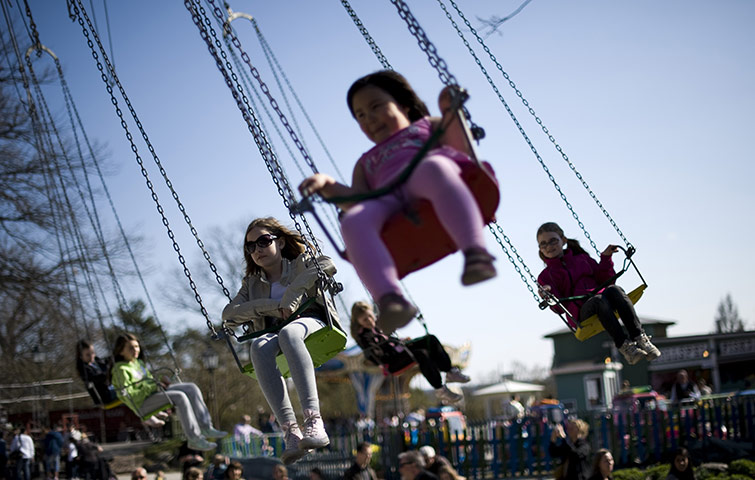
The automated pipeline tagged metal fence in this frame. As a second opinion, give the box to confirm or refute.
[221,394,755,480]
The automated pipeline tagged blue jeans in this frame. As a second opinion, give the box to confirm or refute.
[16,458,30,480]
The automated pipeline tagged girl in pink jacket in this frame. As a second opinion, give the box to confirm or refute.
[536,222,660,365]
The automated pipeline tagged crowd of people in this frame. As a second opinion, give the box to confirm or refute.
[1,424,114,480]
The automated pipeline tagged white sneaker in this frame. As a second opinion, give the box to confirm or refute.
[280,422,310,465]
[187,438,217,451]
[143,417,165,428]
[634,333,661,361]
[156,411,170,420]
[435,385,463,405]
[201,427,228,439]
[446,367,471,384]
[618,340,647,365]
[299,409,330,450]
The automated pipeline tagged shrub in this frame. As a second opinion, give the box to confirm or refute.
[612,467,645,480]
[729,459,755,478]
[642,463,670,480]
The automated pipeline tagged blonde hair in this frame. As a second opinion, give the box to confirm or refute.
[350,300,374,340]
[572,418,589,438]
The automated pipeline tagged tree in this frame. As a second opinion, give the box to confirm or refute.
[714,293,746,333]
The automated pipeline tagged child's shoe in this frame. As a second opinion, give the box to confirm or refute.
[299,409,330,450]
[618,340,647,365]
[280,422,310,465]
[634,333,661,361]
[445,367,471,384]
[435,385,463,405]
[201,427,228,439]
[461,247,497,286]
[143,416,165,428]
[187,437,217,451]
[377,293,418,335]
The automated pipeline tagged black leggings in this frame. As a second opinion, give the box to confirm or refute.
[405,335,453,389]
[579,285,643,347]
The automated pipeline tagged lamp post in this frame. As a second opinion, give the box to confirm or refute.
[201,347,219,425]
[32,345,46,429]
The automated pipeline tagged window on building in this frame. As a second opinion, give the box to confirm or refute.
[584,375,604,409]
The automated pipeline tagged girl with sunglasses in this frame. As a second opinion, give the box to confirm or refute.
[221,217,341,465]
[536,222,660,365]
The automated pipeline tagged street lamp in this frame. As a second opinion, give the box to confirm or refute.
[201,347,219,424]
[31,344,46,429]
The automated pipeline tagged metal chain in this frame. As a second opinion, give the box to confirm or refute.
[73,0,234,306]
[444,0,632,252]
[340,0,392,70]
[487,222,541,304]
[53,55,182,370]
[22,0,41,52]
[387,0,482,139]
[254,21,348,184]
[70,0,220,337]
[187,0,338,297]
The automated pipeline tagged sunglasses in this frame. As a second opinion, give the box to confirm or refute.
[538,237,561,250]
[245,234,278,254]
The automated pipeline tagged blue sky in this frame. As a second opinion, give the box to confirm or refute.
[11,1,755,383]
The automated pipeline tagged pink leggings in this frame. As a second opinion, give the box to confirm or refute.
[340,154,486,299]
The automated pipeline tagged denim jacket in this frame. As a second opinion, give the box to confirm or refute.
[221,254,341,333]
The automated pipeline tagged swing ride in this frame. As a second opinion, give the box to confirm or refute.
[4,0,656,442]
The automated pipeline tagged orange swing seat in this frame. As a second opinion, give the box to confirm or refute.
[380,160,500,279]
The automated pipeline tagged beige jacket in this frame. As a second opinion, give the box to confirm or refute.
[221,254,341,333]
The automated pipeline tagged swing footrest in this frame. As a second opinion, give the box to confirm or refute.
[243,327,347,380]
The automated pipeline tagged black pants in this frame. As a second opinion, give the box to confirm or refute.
[405,335,453,389]
[579,285,642,347]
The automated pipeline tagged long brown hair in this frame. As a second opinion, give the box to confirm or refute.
[243,217,310,277]
[591,448,613,480]
[347,70,430,122]
[536,222,587,261]
[350,301,374,341]
[113,333,141,363]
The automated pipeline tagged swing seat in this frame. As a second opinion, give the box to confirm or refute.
[103,399,123,410]
[242,326,347,380]
[574,284,647,341]
[381,160,500,279]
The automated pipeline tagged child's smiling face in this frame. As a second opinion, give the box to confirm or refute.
[350,85,412,144]
[537,231,566,259]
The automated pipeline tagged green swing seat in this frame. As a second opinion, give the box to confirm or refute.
[574,284,647,341]
[236,297,347,380]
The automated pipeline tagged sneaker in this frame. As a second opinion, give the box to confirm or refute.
[187,438,217,451]
[376,293,418,335]
[299,409,330,450]
[634,333,661,361]
[461,247,497,286]
[156,411,170,420]
[142,416,165,428]
[201,427,228,439]
[280,422,310,465]
[618,340,647,365]
[446,367,471,384]
[435,385,463,405]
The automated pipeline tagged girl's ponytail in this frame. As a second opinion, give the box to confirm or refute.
[565,238,587,256]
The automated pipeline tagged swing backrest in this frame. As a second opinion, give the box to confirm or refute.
[574,284,647,342]
[382,160,499,279]
[242,326,347,380]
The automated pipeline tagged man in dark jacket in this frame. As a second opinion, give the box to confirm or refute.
[343,442,376,480]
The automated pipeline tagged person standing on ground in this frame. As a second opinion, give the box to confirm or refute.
[418,446,451,477]
[343,442,377,480]
[131,468,148,480]
[397,450,438,480]
[548,420,591,480]
[587,449,614,480]
[233,415,262,444]
[43,425,64,480]
[10,428,34,480]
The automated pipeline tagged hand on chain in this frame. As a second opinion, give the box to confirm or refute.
[601,244,619,257]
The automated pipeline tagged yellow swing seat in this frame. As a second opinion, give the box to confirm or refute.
[102,398,123,409]
[574,284,647,341]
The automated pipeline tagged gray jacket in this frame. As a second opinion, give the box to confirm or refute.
[221,254,341,333]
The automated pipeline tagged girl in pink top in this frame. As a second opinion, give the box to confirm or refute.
[299,71,496,333]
